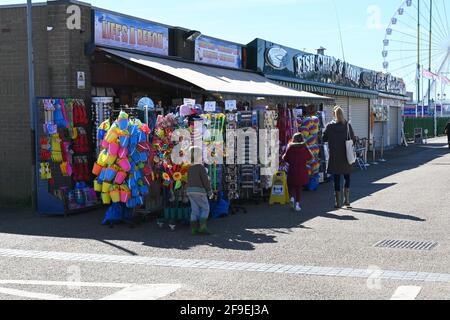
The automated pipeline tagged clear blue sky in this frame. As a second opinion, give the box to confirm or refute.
[0,1,407,74]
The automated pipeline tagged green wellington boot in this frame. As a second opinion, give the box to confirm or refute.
[190,221,199,235]
[198,219,211,235]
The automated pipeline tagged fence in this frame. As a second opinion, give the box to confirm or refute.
[404,117,450,141]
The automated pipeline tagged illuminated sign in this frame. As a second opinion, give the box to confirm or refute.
[94,10,169,56]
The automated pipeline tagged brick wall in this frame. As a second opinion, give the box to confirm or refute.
[0,1,92,205]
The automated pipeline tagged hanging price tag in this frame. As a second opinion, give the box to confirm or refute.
[225,100,237,111]
[204,101,217,112]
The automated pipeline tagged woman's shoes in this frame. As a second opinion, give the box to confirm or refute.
[295,203,302,212]
[290,197,295,209]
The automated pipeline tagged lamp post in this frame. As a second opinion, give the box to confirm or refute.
[27,0,37,211]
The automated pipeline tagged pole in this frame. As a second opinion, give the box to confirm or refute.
[416,0,421,119]
[27,0,37,211]
[429,0,434,135]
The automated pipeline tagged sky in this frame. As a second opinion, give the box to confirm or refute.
[0,0,419,88]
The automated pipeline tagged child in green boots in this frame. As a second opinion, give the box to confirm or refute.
[186,146,213,235]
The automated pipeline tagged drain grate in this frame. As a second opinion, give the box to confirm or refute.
[374,240,438,251]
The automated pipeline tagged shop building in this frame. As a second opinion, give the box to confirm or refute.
[246,39,407,150]
[0,1,330,207]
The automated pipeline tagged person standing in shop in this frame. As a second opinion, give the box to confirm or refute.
[444,120,450,150]
[186,146,213,235]
[282,133,314,212]
[323,106,356,209]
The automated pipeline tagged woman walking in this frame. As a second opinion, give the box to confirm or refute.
[323,106,356,209]
[282,133,314,212]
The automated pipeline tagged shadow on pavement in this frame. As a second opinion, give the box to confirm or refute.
[0,140,447,251]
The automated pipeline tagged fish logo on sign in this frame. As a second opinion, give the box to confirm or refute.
[266,47,289,70]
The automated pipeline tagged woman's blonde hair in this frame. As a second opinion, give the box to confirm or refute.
[333,106,346,124]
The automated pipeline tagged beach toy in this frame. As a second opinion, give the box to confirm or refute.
[136,196,144,206]
[105,129,119,144]
[126,198,136,209]
[102,181,112,193]
[114,171,127,185]
[130,135,139,146]
[118,147,128,159]
[104,167,117,182]
[98,168,107,183]
[131,187,139,197]
[140,185,149,195]
[118,119,128,131]
[139,152,148,162]
[105,154,117,166]
[118,158,131,172]
[101,193,111,204]
[131,151,141,163]
[97,150,108,166]
[129,124,139,136]
[94,179,102,192]
[101,139,109,149]
[110,188,120,203]
[108,142,119,157]
[119,135,129,148]
[120,186,131,203]
[92,163,103,176]
[139,131,147,142]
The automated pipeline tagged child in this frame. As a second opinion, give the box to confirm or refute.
[186,146,213,235]
[282,133,314,212]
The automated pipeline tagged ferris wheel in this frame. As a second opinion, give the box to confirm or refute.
[382,0,450,102]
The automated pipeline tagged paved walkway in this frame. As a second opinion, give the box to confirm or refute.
[0,137,449,300]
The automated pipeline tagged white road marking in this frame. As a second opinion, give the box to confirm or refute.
[1,248,450,283]
[0,280,133,288]
[0,287,72,300]
[0,280,181,300]
[101,284,181,300]
[390,286,422,300]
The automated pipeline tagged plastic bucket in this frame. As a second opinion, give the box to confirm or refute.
[118,147,128,159]
[118,118,128,131]
[92,163,103,176]
[105,154,117,166]
[102,182,112,193]
[114,171,127,185]
[101,192,111,204]
[110,190,120,203]
[120,190,130,203]
[140,185,149,195]
[139,131,147,142]
[139,152,148,162]
[119,135,129,148]
[94,180,102,192]
[101,139,109,149]
[104,168,117,182]
[118,158,131,172]
[108,142,119,157]
[105,130,118,144]
[97,151,108,166]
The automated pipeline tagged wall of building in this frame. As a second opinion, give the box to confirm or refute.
[0,1,92,205]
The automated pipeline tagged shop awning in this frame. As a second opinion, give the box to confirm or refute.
[101,48,332,101]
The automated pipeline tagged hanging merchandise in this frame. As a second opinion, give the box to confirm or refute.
[151,113,191,230]
[237,111,261,199]
[224,112,239,200]
[36,98,98,215]
[299,114,321,191]
[92,97,114,152]
[93,111,152,223]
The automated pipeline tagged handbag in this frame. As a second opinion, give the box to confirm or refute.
[346,122,356,165]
